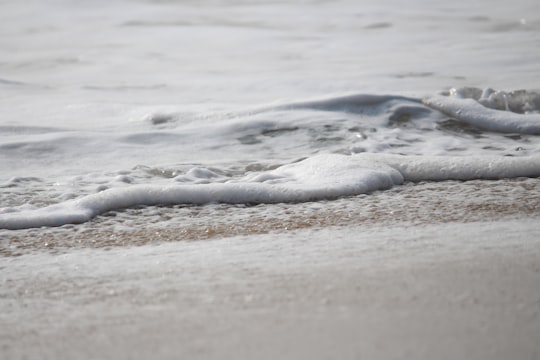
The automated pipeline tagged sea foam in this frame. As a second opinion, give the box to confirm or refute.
[2,153,539,230]
[423,96,540,134]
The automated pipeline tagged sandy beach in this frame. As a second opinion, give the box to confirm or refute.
[1,179,540,360]
[2,0,540,358]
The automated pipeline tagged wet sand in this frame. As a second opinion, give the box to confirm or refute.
[2,177,540,256]
[1,178,540,359]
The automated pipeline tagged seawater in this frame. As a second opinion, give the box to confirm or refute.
[1,0,540,234]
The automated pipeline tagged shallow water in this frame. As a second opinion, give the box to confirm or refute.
[1,0,540,237]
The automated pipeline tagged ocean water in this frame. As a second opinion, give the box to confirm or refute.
[1,0,540,237]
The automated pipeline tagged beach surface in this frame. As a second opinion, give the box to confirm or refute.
[2,0,540,358]
[2,179,540,360]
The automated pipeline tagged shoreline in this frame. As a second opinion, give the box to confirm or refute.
[2,176,540,256]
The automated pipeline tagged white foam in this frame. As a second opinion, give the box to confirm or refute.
[362,153,540,182]
[2,153,540,230]
[424,95,540,134]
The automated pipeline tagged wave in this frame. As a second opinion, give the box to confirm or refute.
[423,95,540,134]
[2,153,539,230]
[2,87,540,230]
